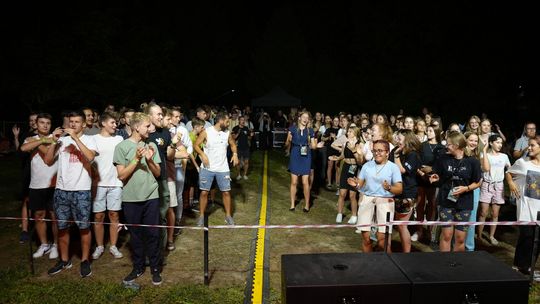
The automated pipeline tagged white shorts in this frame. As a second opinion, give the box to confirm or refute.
[357,195,395,233]
[93,186,122,213]
[167,181,178,208]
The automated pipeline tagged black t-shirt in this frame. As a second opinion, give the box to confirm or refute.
[232,125,250,151]
[432,154,482,210]
[389,148,421,199]
[420,142,446,166]
[323,127,339,147]
[274,116,287,129]
[148,127,172,180]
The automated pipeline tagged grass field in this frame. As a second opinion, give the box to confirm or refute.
[1,150,540,303]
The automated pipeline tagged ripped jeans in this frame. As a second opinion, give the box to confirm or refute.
[198,168,231,191]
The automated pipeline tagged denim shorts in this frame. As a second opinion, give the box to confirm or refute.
[53,189,92,230]
[199,168,231,191]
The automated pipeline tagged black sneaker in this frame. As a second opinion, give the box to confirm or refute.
[151,268,162,286]
[80,260,92,278]
[48,260,73,276]
[123,268,144,284]
[19,231,30,244]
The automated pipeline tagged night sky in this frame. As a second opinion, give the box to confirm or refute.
[3,2,539,125]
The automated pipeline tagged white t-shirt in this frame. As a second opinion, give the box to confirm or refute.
[55,135,97,191]
[93,134,123,187]
[202,127,230,172]
[483,152,511,182]
[508,158,540,221]
[25,135,58,189]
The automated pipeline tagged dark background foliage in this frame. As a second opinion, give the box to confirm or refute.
[2,2,538,125]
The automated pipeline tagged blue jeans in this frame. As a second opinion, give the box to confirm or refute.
[465,188,480,251]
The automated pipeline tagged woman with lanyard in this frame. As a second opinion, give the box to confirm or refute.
[506,134,540,276]
[463,131,482,251]
[391,129,422,252]
[285,111,317,212]
[428,131,482,252]
[415,124,445,244]
[477,134,511,245]
[347,140,402,252]
[329,126,364,224]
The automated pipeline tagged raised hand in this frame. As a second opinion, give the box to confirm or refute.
[12,124,20,137]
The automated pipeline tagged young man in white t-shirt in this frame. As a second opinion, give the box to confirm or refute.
[44,110,97,278]
[20,113,59,259]
[91,112,124,260]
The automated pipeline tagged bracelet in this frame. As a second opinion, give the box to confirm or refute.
[467,185,470,191]
[131,159,139,165]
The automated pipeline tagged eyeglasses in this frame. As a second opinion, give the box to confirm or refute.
[371,149,387,154]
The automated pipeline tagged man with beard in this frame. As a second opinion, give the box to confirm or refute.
[194,112,239,226]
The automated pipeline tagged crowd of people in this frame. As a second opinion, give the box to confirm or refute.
[9,102,540,284]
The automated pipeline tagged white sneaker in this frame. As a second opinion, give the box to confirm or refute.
[48,244,59,260]
[243,175,248,180]
[33,244,51,258]
[336,213,343,223]
[109,245,123,259]
[411,232,419,242]
[489,236,499,246]
[92,246,104,260]
[347,216,358,225]
[335,190,340,196]
[236,175,242,181]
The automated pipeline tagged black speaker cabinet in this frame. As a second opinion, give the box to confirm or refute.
[390,251,529,304]
[281,252,411,304]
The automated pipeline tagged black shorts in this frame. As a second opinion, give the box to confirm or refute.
[238,149,250,160]
[339,163,359,191]
[185,167,199,188]
[28,188,55,211]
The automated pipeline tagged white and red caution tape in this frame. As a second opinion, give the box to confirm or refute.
[1,216,539,230]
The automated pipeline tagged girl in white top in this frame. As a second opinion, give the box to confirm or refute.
[91,112,125,259]
[477,134,511,245]
[506,135,540,274]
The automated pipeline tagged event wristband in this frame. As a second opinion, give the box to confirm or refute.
[131,159,139,165]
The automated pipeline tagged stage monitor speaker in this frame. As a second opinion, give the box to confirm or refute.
[281,252,410,304]
[390,251,529,304]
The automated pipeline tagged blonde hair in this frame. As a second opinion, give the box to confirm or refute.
[130,112,150,129]
[447,131,467,150]
[463,131,480,158]
[375,123,394,144]
[466,115,481,135]
[348,126,361,141]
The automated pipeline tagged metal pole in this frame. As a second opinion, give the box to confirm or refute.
[384,212,391,253]
[529,211,540,284]
[28,216,35,275]
[204,212,209,286]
